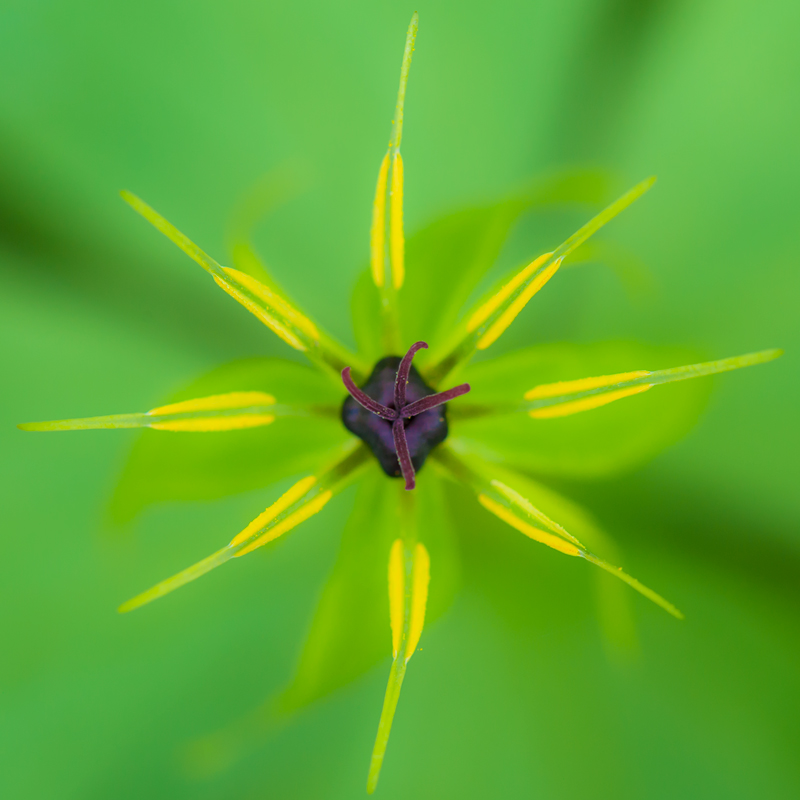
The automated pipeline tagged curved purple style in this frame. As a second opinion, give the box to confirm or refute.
[341,341,470,490]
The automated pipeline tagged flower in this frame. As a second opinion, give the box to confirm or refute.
[19,12,781,794]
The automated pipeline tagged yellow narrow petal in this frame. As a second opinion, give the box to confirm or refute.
[525,371,650,400]
[229,476,318,547]
[583,553,684,620]
[476,258,563,350]
[404,543,430,662]
[118,546,234,613]
[235,491,333,556]
[146,391,278,431]
[467,252,553,333]
[148,392,276,415]
[150,414,275,432]
[388,538,405,658]
[478,495,581,556]
[530,384,652,419]
[389,152,405,289]
[490,479,585,549]
[371,153,390,288]
[211,273,303,349]
[213,266,319,352]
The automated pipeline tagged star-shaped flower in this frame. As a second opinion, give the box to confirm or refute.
[20,13,781,794]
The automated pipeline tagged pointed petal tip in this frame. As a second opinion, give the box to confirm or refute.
[117,594,146,614]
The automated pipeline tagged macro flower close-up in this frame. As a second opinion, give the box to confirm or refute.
[3,4,798,799]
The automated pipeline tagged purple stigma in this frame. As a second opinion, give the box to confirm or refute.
[341,341,471,490]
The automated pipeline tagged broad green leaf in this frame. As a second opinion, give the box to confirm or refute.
[279,466,459,714]
[109,358,349,523]
[452,341,711,479]
[351,170,610,363]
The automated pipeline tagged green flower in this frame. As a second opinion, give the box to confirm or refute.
[19,13,781,794]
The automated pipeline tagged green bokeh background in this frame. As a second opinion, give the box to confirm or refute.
[2,1,798,797]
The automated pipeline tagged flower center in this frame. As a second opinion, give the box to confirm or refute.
[340,341,470,490]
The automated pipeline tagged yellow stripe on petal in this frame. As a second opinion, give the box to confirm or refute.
[389,152,405,289]
[476,257,563,350]
[490,479,585,548]
[370,153,390,287]
[388,539,405,658]
[426,178,657,384]
[236,491,332,556]
[530,385,652,419]
[213,267,319,351]
[404,543,430,662]
[150,414,275,431]
[149,391,276,415]
[20,392,279,433]
[229,476,318,547]
[524,349,782,419]
[146,391,277,431]
[467,252,553,333]
[478,495,581,556]
[524,371,650,400]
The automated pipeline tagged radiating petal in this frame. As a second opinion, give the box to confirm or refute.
[425,178,656,384]
[351,169,611,364]
[19,391,282,432]
[120,190,366,379]
[118,443,370,613]
[523,349,782,418]
[109,357,348,523]
[433,445,683,619]
[367,527,431,794]
[451,341,722,478]
[370,153,390,288]
[365,13,418,354]
[280,469,459,716]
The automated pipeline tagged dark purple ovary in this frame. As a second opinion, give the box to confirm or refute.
[341,356,449,479]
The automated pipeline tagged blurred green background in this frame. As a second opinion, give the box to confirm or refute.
[2,1,799,797]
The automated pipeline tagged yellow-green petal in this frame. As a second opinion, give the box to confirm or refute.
[19,391,281,433]
[425,177,656,384]
[522,349,782,418]
[120,190,367,380]
[433,444,683,619]
[118,443,370,613]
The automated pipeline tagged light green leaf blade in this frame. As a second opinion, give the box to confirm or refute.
[109,358,349,523]
[452,341,712,479]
